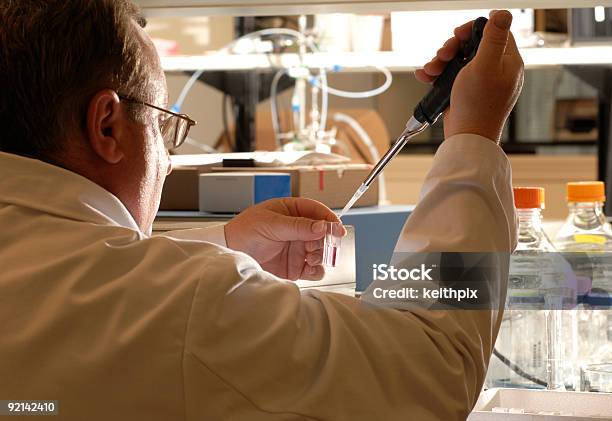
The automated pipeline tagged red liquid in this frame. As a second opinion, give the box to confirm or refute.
[323,245,338,267]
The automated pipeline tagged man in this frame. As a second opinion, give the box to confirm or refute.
[0,1,523,420]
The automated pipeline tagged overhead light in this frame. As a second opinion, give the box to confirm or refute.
[595,6,606,23]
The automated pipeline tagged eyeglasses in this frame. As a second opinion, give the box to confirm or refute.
[118,94,197,150]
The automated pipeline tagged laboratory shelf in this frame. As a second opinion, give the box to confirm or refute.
[138,0,612,17]
[161,46,612,72]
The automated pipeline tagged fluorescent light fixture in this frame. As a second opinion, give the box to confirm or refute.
[595,6,606,22]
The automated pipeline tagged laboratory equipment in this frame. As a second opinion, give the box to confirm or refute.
[487,187,572,391]
[469,387,612,420]
[581,363,612,393]
[580,364,612,393]
[198,172,291,213]
[338,16,488,218]
[323,222,343,267]
[555,181,612,384]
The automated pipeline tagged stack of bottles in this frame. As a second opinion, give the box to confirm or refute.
[555,181,612,391]
[487,182,612,393]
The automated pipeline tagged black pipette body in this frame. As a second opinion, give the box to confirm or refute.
[413,16,488,126]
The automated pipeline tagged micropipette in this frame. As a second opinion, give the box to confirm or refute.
[339,17,488,219]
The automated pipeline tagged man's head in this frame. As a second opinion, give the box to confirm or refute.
[0,0,171,232]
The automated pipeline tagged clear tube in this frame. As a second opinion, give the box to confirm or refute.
[172,69,205,112]
[222,28,320,54]
[270,69,286,148]
[333,112,387,204]
[312,65,392,99]
[323,222,343,267]
[319,69,329,133]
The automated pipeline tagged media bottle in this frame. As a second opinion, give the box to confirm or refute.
[487,187,571,390]
[555,181,612,390]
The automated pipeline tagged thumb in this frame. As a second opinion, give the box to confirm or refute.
[475,10,512,66]
[271,215,327,242]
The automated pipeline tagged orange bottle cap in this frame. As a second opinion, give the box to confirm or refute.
[513,187,545,209]
[567,181,605,203]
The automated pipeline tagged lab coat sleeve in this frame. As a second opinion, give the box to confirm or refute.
[393,133,517,253]
[181,134,516,421]
[159,223,227,247]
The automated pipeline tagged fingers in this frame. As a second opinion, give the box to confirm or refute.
[505,32,523,67]
[305,239,323,253]
[415,69,435,84]
[300,264,325,281]
[287,241,306,281]
[287,242,325,281]
[271,214,327,242]
[454,20,474,42]
[475,10,513,66]
[436,37,461,61]
[285,197,340,223]
[306,250,323,266]
[415,20,473,84]
[275,197,346,240]
[423,57,448,78]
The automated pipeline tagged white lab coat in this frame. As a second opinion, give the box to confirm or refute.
[0,134,516,421]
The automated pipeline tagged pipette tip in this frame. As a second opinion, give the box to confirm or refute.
[339,184,369,220]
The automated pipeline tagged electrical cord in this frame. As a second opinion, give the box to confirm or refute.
[492,348,548,387]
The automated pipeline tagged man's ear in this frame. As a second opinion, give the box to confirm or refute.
[86,90,126,164]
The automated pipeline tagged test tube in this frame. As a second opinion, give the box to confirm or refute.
[323,222,342,267]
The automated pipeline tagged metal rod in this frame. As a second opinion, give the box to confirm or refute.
[362,116,429,187]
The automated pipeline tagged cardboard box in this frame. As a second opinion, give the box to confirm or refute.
[160,165,207,211]
[160,164,378,211]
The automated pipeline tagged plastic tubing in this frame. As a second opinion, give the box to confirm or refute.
[172,69,205,112]
[333,112,387,204]
[313,66,392,99]
[270,68,286,148]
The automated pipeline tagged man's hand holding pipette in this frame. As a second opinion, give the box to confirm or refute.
[416,10,524,143]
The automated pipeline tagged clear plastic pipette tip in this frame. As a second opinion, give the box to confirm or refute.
[339,183,369,219]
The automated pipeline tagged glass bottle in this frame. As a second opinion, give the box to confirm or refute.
[487,187,570,390]
[555,181,612,390]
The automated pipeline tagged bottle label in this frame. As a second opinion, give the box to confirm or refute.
[573,234,606,247]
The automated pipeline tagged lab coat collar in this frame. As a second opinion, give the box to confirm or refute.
[0,151,143,234]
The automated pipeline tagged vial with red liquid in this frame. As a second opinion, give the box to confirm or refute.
[323,222,343,267]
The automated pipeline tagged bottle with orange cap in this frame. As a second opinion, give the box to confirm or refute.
[555,180,612,299]
[487,187,570,390]
[513,187,555,252]
[555,181,612,384]
[556,181,612,255]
